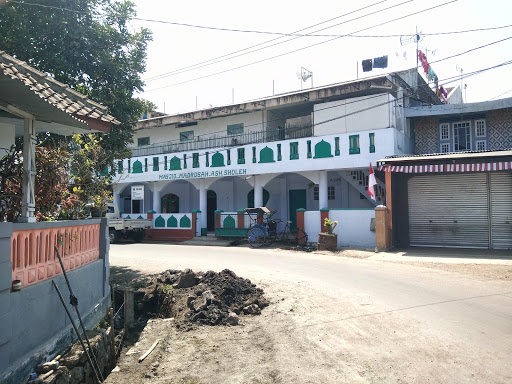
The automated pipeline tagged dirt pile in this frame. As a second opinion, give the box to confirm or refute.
[138,269,268,326]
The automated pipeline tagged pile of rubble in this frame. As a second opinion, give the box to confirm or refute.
[139,269,268,326]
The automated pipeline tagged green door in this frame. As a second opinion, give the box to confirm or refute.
[289,189,306,230]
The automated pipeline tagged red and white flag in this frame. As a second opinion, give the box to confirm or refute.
[367,163,377,201]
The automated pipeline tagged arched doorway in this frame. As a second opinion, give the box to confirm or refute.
[161,193,179,213]
[247,189,270,208]
[207,190,217,231]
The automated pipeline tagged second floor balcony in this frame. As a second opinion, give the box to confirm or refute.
[130,124,313,157]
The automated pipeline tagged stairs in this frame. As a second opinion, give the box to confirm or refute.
[340,170,386,206]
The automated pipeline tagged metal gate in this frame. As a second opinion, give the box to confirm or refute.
[490,173,512,249]
[408,173,489,248]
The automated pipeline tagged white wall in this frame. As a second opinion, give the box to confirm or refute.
[131,111,264,148]
[116,128,397,184]
[329,209,375,248]
[314,94,394,136]
[304,211,321,243]
[0,122,16,158]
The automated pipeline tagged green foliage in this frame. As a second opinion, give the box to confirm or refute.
[69,134,113,214]
[0,0,152,152]
[0,145,23,222]
[324,218,338,235]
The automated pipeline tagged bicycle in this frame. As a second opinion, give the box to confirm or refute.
[245,207,308,248]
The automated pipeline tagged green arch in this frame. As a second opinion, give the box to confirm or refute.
[155,215,165,228]
[313,140,333,158]
[258,146,275,163]
[169,156,182,170]
[180,215,191,227]
[167,215,178,227]
[211,152,225,167]
[132,160,143,173]
[223,215,235,228]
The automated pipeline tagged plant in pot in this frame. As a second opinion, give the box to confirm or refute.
[318,217,338,251]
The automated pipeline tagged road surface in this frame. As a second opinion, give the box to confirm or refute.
[109,243,512,383]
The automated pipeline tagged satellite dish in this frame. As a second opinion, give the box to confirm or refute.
[301,70,312,82]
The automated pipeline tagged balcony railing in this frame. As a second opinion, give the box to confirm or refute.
[131,124,313,157]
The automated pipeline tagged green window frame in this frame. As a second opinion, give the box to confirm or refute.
[335,137,340,156]
[307,140,312,158]
[252,147,256,163]
[153,157,159,171]
[128,159,131,173]
[144,158,148,172]
[227,123,244,135]
[137,137,150,146]
[349,135,360,155]
[369,133,375,153]
[237,148,245,164]
[117,160,123,174]
[206,152,209,167]
[183,154,187,169]
[164,156,168,170]
[277,144,282,161]
[227,149,231,165]
[180,130,194,141]
[290,142,299,160]
[193,153,199,168]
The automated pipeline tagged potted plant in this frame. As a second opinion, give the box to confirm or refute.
[318,218,338,251]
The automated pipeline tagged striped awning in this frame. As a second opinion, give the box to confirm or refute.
[378,161,512,173]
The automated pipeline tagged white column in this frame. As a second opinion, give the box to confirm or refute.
[199,179,207,233]
[152,182,161,213]
[20,118,36,222]
[319,170,328,210]
[254,176,263,207]
[113,192,122,211]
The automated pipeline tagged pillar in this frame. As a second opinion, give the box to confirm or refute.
[20,117,36,222]
[113,192,122,212]
[318,170,328,210]
[375,206,391,251]
[254,176,263,208]
[385,171,393,244]
[296,208,306,232]
[199,179,207,235]
[320,208,329,233]
[152,182,161,214]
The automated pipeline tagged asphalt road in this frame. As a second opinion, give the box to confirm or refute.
[109,243,512,371]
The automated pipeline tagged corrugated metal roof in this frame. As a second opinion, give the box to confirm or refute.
[378,149,512,164]
[0,51,120,126]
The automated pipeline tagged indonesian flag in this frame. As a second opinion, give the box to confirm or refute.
[367,163,377,201]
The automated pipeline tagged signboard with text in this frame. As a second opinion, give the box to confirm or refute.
[131,185,144,200]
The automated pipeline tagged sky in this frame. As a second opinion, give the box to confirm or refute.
[130,0,512,115]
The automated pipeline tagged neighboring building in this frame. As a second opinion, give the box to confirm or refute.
[112,68,443,247]
[378,97,512,250]
[0,52,115,384]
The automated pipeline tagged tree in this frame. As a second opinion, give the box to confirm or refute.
[0,0,152,152]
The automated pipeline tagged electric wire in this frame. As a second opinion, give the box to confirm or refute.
[144,0,458,92]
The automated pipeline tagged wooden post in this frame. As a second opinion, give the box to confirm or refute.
[124,288,134,330]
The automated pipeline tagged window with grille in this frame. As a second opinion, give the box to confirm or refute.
[475,120,486,137]
[193,153,199,168]
[328,186,335,200]
[349,135,360,154]
[180,131,194,141]
[440,123,450,140]
[138,137,150,146]
[441,143,450,153]
[453,121,471,151]
[227,123,244,135]
[290,142,299,160]
[313,186,335,200]
[369,132,375,153]
[476,140,486,151]
[153,157,159,171]
[237,148,245,164]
